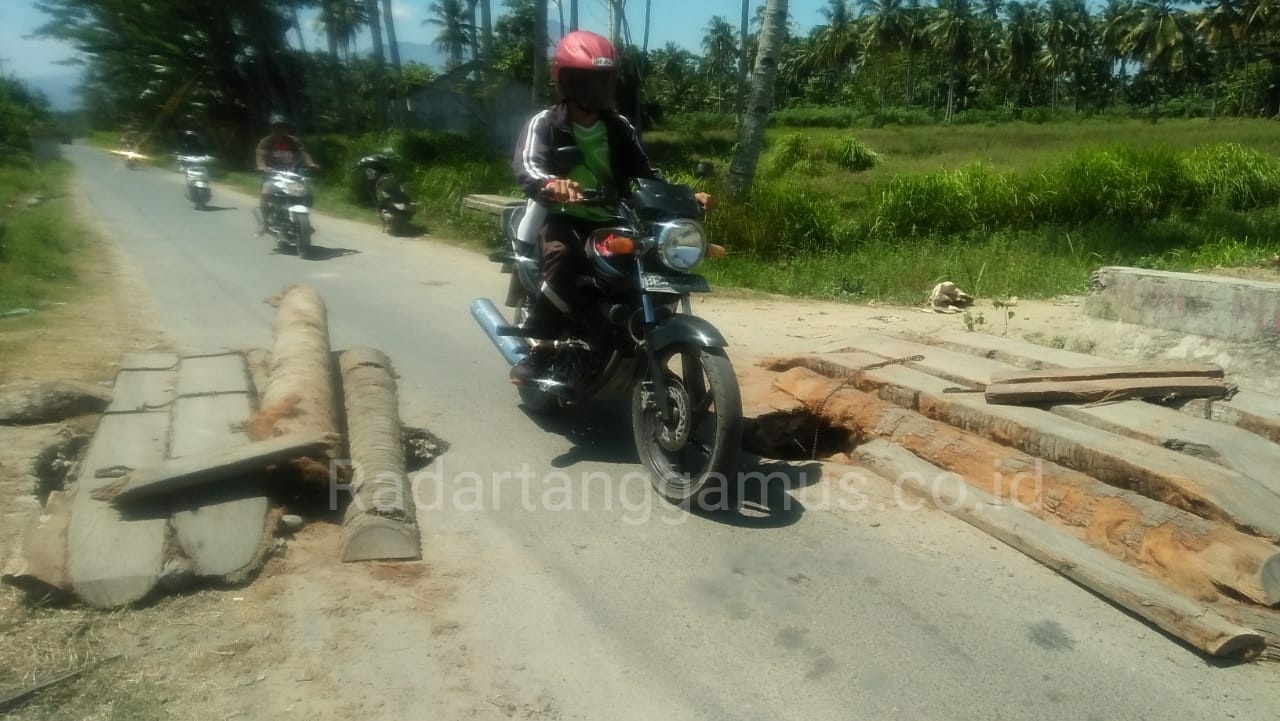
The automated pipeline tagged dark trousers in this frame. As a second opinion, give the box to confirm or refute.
[528,214,606,339]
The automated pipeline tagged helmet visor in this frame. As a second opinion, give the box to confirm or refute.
[561,69,617,112]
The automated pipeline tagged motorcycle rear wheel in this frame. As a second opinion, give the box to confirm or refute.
[632,344,742,509]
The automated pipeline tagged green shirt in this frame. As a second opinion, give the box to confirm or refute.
[556,121,615,222]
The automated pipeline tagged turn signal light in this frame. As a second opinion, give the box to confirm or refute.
[598,233,635,255]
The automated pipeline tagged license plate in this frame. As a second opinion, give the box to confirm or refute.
[641,272,711,294]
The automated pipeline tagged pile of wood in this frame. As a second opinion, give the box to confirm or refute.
[762,331,1280,662]
[2,284,423,608]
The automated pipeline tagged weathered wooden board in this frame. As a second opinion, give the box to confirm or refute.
[105,369,176,414]
[169,394,272,580]
[66,412,170,608]
[772,366,1280,606]
[933,330,1280,445]
[855,439,1265,660]
[829,333,1280,499]
[2,490,71,595]
[989,362,1225,385]
[777,350,1280,541]
[176,353,251,397]
[103,428,330,503]
[119,352,179,371]
[984,376,1229,405]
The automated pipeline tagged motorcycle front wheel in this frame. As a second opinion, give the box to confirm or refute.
[295,214,313,259]
[632,344,742,509]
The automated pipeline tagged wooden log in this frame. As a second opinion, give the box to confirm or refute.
[1,491,71,596]
[854,439,1265,659]
[773,366,1280,606]
[94,430,336,504]
[249,284,341,484]
[1215,604,1280,662]
[337,348,420,562]
[984,376,1229,405]
[989,362,1225,385]
[932,330,1280,445]
[816,334,1280,500]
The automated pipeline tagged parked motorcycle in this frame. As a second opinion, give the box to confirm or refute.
[471,147,741,508]
[176,154,215,210]
[255,165,315,259]
[356,151,417,236]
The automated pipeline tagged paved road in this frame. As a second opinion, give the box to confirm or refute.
[68,145,1278,721]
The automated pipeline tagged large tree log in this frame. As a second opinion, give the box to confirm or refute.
[770,344,1280,542]
[337,348,420,562]
[248,285,341,484]
[773,366,1280,607]
[2,491,71,596]
[854,439,1265,660]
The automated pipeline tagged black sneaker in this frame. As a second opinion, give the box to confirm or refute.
[509,348,554,385]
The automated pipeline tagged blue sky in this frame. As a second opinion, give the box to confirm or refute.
[1,1,831,83]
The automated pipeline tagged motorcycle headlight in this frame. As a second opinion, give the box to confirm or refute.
[281,179,307,195]
[655,220,707,272]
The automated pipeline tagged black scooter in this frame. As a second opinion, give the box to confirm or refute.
[356,152,417,236]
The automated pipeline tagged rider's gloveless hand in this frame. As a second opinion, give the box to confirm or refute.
[543,178,583,204]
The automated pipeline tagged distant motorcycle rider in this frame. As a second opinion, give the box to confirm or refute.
[508,30,713,384]
[254,113,318,236]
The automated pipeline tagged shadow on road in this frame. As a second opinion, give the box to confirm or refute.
[689,456,821,529]
[269,244,361,260]
[523,400,640,467]
[198,205,237,212]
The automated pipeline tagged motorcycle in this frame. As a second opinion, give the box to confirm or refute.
[471,148,741,508]
[255,165,316,259]
[356,151,417,236]
[176,153,215,210]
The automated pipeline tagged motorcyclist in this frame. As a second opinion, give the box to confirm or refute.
[508,29,714,384]
[176,129,208,158]
[254,113,318,236]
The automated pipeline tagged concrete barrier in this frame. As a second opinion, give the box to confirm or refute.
[1085,266,1280,342]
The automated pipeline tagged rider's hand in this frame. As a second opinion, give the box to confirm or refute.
[695,192,716,213]
[543,178,583,204]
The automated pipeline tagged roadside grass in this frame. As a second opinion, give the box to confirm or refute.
[0,161,80,315]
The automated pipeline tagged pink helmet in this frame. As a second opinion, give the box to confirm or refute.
[552,31,618,112]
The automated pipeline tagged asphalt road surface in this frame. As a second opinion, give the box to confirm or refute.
[67,145,1278,721]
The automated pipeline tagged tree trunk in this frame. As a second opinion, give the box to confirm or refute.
[609,0,623,49]
[366,0,388,128]
[481,0,494,75]
[727,0,788,201]
[735,0,749,133]
[382,0,406,132]
[570,0,579,31]
[327,28,355,133]
[468,0,482,64]
[533,0,550,104]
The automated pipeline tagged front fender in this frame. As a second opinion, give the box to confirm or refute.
[648,314,728,352]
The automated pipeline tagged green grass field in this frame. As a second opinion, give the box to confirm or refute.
[0,161,80,313]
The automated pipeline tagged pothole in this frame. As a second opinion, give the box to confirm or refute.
[743,409,859,461]
[32,431,91,504]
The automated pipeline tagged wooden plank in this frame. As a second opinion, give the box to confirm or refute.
[984,376,1229,405]
[98,429,334,504]
[828,333,1280,499]
[66,412,170,608]
[168,394,273,580]
[989,362,1224,385]
[104,369,176,414]
[772,366,1280,607]
[2,490,71,595]
[932,330,1280,445]
[773,352,1280,542]
[854,439,1265,660]
[119,352,179,371]
[176,353,251,397]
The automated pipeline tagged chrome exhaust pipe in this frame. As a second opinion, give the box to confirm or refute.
[471,298,529,366]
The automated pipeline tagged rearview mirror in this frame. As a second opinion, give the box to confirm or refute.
[553,146,584,174]
[695,161,715,179]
